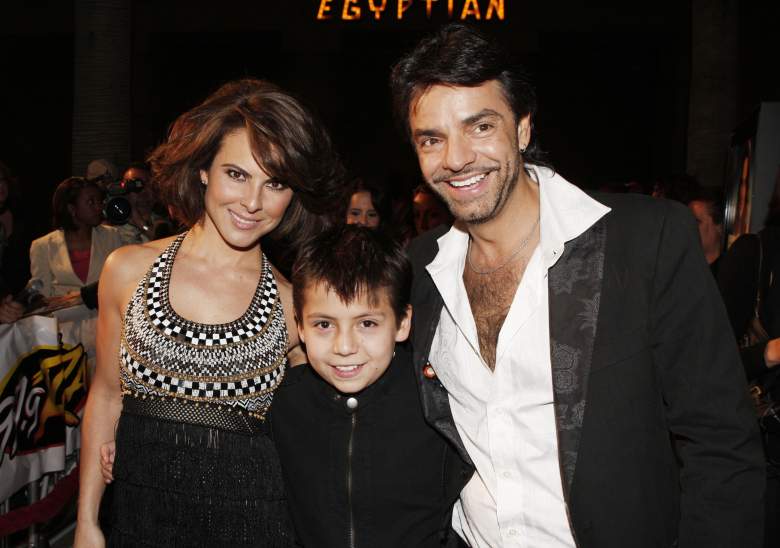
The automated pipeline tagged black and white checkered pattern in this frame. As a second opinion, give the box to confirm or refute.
[119,232,289,418]
[144,234,278,345]
[121,347,283,399]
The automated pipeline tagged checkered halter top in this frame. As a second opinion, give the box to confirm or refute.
[119,233,287,428]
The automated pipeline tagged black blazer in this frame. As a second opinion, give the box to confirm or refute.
[408,193,765,548]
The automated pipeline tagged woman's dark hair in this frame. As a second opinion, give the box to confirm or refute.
[148,78,345,247]
[52,177,101,231]
[291,224,411,327]
[390,23,548,168]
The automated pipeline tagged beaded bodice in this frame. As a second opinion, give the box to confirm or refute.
[119,234,287,421]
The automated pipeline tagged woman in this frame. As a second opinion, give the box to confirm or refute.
[75,79,343,547]
[30,177,123,297]
[27,177,123,365]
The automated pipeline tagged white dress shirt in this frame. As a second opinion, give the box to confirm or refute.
[426,167,610,547]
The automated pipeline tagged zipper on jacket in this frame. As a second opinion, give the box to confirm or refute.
[347,412,357,548]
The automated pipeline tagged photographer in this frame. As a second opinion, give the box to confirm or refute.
[110,163,156,245]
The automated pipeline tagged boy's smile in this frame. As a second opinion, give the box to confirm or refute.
[297,282,411,394]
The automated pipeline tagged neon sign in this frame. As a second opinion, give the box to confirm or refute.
[316,0,505,21]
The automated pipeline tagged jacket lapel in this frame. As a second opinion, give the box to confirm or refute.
[410,231,474,467]
[51,230,83,288]
[547,219,606,497]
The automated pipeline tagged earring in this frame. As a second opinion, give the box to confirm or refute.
[201,178,207,186]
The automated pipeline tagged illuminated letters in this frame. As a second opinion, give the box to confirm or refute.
[368,0,388,19]
[316,0,506,21]
[425,0,438,18]
[343,0,361,19]
[397,0,412,19]
[317,0,334,19]
[486,0,504,20]
[461,0,480,19]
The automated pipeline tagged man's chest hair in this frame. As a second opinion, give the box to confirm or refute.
[463,258,527,369]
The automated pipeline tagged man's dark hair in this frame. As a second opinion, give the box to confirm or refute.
[291,225,411,326]
[390,23,546,166]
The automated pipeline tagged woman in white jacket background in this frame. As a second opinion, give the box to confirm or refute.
[29,176,123,372]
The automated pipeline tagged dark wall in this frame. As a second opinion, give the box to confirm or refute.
[1,0,778,241]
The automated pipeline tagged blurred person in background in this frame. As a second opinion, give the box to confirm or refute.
[344,175,392,231]
[412,184,452,236]
[688,187,725,276]
[0,160,33,323]
[113,162,160,245]
[717,182,780,548]
[651,173,700,204]
[30,177,123,297]
[27,177,124,370]
[86,158,118,186]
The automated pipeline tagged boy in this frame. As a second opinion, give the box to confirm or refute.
[272,225,467,547]
[101,225,469,547]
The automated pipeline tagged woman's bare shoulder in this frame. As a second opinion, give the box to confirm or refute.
[102,236,178,289]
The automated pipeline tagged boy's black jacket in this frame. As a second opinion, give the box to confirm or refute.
[270,343,469,548]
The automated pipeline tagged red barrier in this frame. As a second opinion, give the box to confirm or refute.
[0,466,79,537]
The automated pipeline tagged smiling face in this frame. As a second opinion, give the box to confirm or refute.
[409,81,530,225]
[298,282,411,394]
[345,190,380,228]
[199,128,294,249]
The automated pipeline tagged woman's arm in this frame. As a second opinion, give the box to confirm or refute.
[74,248,140,546]
[29,237,54,297]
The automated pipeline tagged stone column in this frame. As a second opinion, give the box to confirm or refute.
[687,0,739,187]
[72,0,131,177]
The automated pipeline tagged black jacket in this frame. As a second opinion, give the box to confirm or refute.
[270,344,469,548]
[408,193,765,548]
[718,227,780,380]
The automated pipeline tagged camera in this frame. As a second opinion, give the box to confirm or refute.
[103,178,144,225]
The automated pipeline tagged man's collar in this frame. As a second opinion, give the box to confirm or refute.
[426,165,610,273]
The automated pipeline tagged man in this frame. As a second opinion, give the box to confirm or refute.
[391,24,764,547]
[687,187,725,276]
[413,184,453,236]
[114,163,157,245]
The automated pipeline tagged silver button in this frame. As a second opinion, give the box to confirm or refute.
[346,397,358,410]
[508,528,518,536]
[502,471,511,479]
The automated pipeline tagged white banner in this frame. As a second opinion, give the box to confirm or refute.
[0,315,87,501]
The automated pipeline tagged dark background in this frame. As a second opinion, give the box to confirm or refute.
[0,1,778,237]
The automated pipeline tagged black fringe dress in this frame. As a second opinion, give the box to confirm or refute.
[108,234,294,547]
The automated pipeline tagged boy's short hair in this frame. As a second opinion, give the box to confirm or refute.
[292,225,411,325]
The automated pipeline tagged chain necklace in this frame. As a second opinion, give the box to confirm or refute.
[466,215,540,275]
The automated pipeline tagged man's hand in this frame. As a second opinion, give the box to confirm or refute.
[100,441,115,484]
[0,295,24,324]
